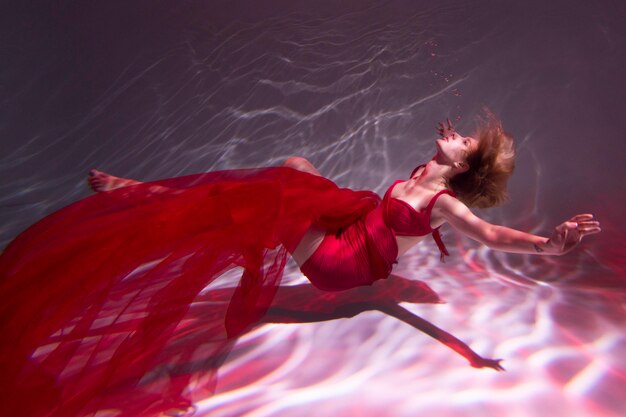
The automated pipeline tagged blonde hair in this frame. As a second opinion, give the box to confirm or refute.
[448,109,516,208]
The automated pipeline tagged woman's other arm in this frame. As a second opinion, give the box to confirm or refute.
[435,194,601,256]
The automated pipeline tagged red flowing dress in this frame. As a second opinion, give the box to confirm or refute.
[0,165,452,417]
[300,173,455,290]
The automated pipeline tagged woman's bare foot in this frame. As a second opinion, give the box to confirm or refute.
[87,169,141,192]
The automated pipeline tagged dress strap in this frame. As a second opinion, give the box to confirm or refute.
[404,165,456,262]
[432,228,450,263]
[425,189,456,212]
[428,189,457,262]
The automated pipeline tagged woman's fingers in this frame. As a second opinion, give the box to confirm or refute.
[571,214,601,236]
[436,118,456,137]
[562,215,601,233]
[577,221,600,228]
[570,213,594,221]
[550,214,601,255]
[577,225,602,236]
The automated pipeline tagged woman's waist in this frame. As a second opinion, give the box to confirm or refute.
[395,234,428,257]
[318,218,398,259]
[301,209,399,262]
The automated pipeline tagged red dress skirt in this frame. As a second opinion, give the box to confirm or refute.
[300,204,398,291]
[0,167,380,417]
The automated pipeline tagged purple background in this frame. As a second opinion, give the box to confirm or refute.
[1,1,625,416]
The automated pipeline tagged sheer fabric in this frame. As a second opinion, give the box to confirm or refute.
[0,167,380,417]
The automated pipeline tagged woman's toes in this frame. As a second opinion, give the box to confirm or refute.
[87,169,109,192]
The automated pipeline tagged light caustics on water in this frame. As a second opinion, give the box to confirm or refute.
[1,2,625,417]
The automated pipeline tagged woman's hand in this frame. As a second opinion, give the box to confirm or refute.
[436,117,456,138]
[546,214,601,255]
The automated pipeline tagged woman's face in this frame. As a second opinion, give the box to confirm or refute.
[436,132,478,165]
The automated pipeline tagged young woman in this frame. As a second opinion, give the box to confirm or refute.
[0,113,600,417]
[88,116,600,290]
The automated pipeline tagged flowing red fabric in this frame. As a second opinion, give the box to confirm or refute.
[0,167,380,417]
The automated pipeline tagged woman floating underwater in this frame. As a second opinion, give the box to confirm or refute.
[0,112,601,416]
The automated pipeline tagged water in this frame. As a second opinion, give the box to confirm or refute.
[1,1,625,416]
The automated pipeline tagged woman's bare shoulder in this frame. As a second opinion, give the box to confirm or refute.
[430,193,465,228]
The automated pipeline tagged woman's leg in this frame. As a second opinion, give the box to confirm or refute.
[87,160,328,266]
[87,168,173,196]
[88,157,323,193]
[281,157,327,266]
[291,225,327,267]
[87,169,144,192]
[282,156,322,177]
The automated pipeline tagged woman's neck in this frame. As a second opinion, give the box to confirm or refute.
[417,156,454,192]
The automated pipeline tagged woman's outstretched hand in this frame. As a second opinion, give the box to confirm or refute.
[547,214,601,255]
[436,117,456,137]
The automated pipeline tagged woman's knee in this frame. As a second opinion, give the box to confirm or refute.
[283,156,310,169]
[283,156,322,176]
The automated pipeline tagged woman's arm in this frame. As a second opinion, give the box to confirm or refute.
[434,194,601,256]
